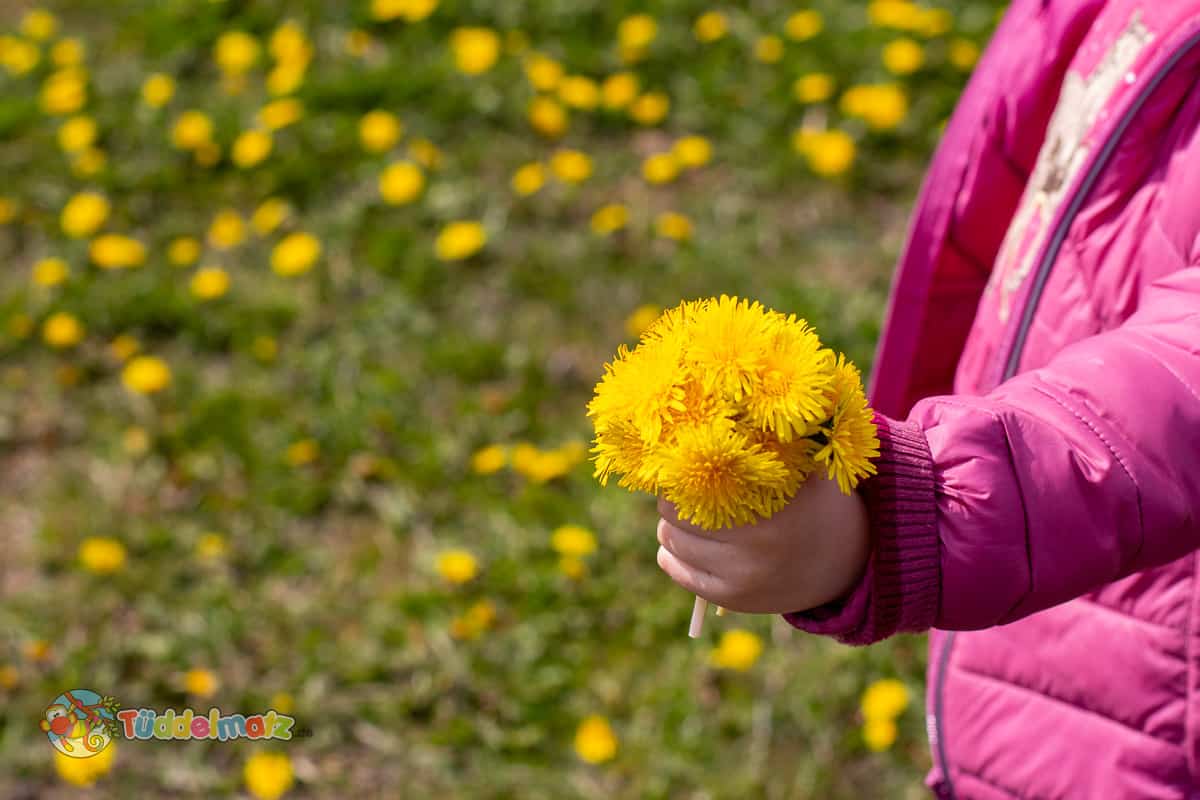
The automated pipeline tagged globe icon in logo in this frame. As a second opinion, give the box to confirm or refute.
[40,689,118,758]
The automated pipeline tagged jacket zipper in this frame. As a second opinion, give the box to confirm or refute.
[932,27,1200,800]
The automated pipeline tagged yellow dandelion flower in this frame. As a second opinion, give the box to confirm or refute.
[232,129,272,168]
[252,198,290,236]
[57,114,96,153]
[588,335,685,446]
[754,35,784,63]
[379,161,425,205]
[949,38,980,71]
[0,664,18,689]
[629,91,669,125]
[511,162,545,196]
[184,668,219,698]
[79,536,126,574]
[60,191,108,238]
[0,197,16,224]
[271,232,321,276]
[710,628,764,671]
[794,73,835,104]
[243,752,294,800]
[258,98,304,131]
[840,83,908,131]
[21,9,58,41]
[90,234,146,269]
[450,27,500,75]
[861,678,911,721]
[742,319,837,439]
[558,75,599,110]
[794,128,856,177]
[285,438,319,466]
[549,149,592,183]
[107,334,139,362]
[41,68,86,115]
[269,692,294,714]
[41,312,82,349]
[141,73,175,107]
[559,556,586,579]
[524,53,563,91]
[590,204,628,236]
[601,72,639,109]
[528,96,568,138]
[270,21,312,64]
[0,37,39,76]
[215,30,259,75]
[436,548,478,584]
[32,258,68,287]
[196,532,228,560]
[451,599,497,640]
[673,136,712,168]
[785,10,824,41]
[360,110,403,153]
[574,715,618,764]
[882,37,925,75]
[168,236,201,266]
[655,211,693,241]
[434,221,486,261]
[551,525,596,558]
[863,718,898,751]
[813,354,880,494]
[208,210,245,250]
[471,445,507,474]
[55,739,115,787]
[72,147,106,178]
[122,356,171,394]
[266,62,306,97]
[50,38,84,67]
[642,152,678,184]
[190,266,230,300]
[408,137,442,169]
[694,11,729,42]
[172,110,214,150]
[618,14,657,51]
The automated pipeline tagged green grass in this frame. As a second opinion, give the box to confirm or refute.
[0,1,1001,796]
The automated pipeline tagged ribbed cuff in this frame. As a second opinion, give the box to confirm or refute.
[782,412,940,644]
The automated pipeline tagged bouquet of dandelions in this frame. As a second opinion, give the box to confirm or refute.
[588,296,880,637]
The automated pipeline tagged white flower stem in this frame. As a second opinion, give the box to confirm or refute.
[689,595,708,638]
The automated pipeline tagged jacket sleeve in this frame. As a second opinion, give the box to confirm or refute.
[786,266,1200,644]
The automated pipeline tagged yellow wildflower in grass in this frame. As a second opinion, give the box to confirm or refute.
[232,129,273,168]
[601,72,639,109]
[511,162,545,196]
[0,197,15,223]
[0,37,40,76]
[24,639,51,662]
[642,152,679,184]
[72,147,106,178]
[267,62,306,96]
[694,11,729,42]
[515,449,573,483]
[434,221,486,261]
[450,599,497,640]
[108,335,140,362]
[785,10,824,41]
[523,53,563,91]
[122,356,171,394]
[868,0,922,30]
[655,211,693,241]
[79,536,127,574]
[184,668,220,697]
[269,692,294,714]
[360,110,403,153]
[754,35,785,63]
[528,96,568,138]
[196,532,229,560]
[624,304,661,338]
[51,38,85,67]
[0,664,18,689]
[812,354,881,493]
[90,234,146,269]
[22,9,58,41]
[840,83,908,131]
[470,444,507,474]
[258,98,304,130]
[590,204,628,236]
[559,75,600,110]
[915,7,953,37]
[436,548,479,584]
[208,209,246,250]
[270,21,312,64]
[450,27,500,75]
[710,628,764,671]
[794,73,835,104]
[32,258,68,287]
[574,716,618,764]
[861,678,911,721]
[551,525,597,558]
[949,38,981,71]
[794,128,856,177]
[215,30,260,75]
[629,91,669,126]
[549,149,592,184]
[379,161,425,205]
[285,438,319,466]
[618,14,657,51]
[168,236,201,266]
[252,198,290,236]
[141,73,175,107]
[43,312,83,348]
[172,110,214,150]
[190,266,231,300]
[57,115,96,153]
[862,718,898,751]
[55,740,116,787]
[882,37,925,75]
[60,191,108,238]
[271,232,322,276]
[408,137,443,169]
[252,335,278,362]
[371,0,438,23]
[673,136,712,168]
[243,752,294,800]
[559,556,586,579]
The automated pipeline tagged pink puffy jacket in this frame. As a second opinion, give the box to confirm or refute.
[785,1,1200,797]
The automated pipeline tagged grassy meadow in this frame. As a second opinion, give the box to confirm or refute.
[0,1,1002,797]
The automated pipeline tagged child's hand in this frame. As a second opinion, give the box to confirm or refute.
[656,474,871,614]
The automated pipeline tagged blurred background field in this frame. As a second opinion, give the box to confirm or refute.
[0,1,1003,797]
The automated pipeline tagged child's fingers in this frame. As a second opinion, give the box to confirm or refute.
[656,545,724,602]
[657,496,732,540]
[657,518,728,572]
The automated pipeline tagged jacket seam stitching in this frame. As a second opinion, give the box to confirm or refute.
[1075,596,1186,636]
[1188,552,1198,783]
[955,663,1183,747]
